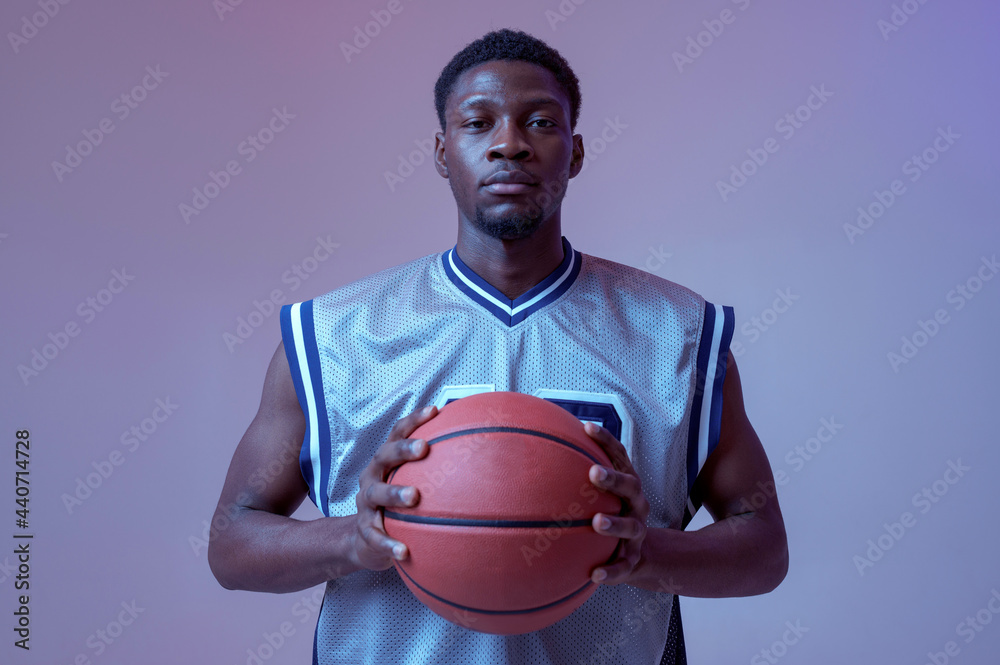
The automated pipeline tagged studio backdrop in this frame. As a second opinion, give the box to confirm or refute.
[3,0,998,663]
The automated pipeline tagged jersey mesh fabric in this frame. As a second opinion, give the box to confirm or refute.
[279,239,731,665]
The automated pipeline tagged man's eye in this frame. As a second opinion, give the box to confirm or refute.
[465,120,488,129]
[530,119,556,128]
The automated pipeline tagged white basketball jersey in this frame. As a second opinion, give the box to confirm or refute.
[279,236,734,665]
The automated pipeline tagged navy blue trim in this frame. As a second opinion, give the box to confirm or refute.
[686,304,716,494]
[707,305,735,464]
[441,253,510,322]
[279,301,333,516]
[280,304,318,510]
[441,236,582,327]
[685,303,735,514]
[547,398,623,441]
[302,301,333,517]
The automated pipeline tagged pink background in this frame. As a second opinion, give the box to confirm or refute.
[3,0,998,663]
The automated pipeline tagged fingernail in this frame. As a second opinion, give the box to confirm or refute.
[423,405,434,415]
[597,516,611,529]
[410,439,424,454]
[593,569,607,582]
[595,466,608,481]
[393,544,406,560]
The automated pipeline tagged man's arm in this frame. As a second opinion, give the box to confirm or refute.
[587,353,789,598]
[207,342,436,593]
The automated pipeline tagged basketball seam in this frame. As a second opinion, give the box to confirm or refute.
[382,511,593,528]
[386,425,608,486]
[385,425,621,526]
[427,426,605,464]
[395,561,595,616]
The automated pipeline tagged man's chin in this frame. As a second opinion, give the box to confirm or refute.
[473,208,544,241]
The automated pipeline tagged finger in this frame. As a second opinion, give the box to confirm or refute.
[388,405,439,442]
[592,513,647,540]
[583,421,633,472]
[591,556,635,585]
[370,436,429,478]
[357,512,409,561]
[360,480,420,511]
[589,465,645,505]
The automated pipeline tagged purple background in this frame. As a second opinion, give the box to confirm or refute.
[3,0,999,663]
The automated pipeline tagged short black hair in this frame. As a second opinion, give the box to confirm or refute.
[434,28,582,131]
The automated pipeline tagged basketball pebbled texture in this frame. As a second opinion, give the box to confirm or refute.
[383,391,623,635]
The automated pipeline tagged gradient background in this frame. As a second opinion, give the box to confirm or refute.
[3,0,999,663]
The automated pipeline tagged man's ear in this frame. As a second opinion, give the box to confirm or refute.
[434,131,448,178]
[568,133,585,179]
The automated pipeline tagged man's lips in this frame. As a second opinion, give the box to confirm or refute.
[484,182,535,194]
[482,170,537,195]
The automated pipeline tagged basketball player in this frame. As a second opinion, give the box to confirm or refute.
[208,29,788,665]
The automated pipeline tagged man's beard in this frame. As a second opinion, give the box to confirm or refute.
[472,206,543,240]
[453,170,570,240]
[472,181,567,240]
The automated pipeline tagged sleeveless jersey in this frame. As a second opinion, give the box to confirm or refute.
[279,236,734,665]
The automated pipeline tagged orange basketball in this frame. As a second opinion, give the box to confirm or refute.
[383,391,622,635]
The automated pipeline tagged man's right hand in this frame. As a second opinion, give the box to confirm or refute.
[350,404,438,571]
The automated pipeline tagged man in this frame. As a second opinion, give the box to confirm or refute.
[208,28,788,665]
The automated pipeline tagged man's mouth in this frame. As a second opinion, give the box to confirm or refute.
[482,170,537,195]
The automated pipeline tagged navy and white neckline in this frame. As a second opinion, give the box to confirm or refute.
[441,236,583,327]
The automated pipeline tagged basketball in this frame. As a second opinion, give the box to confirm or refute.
[383,391,623,635]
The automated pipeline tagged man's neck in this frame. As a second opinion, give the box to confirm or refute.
[455,221,565,301]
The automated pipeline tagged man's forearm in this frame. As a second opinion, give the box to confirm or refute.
[627,512,788,598]
[208,509,363,593]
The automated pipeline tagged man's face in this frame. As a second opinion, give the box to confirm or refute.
[435,60,584,240]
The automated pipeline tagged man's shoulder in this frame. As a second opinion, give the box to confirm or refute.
[579,252,705,310]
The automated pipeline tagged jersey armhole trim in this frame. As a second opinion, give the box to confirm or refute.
[683,301,735,524]
[280,301,332,516]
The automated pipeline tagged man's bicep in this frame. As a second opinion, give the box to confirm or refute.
[216,341,309,518]
[690,355,782,523]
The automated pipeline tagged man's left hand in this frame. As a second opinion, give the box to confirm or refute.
[583,421,650,586]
